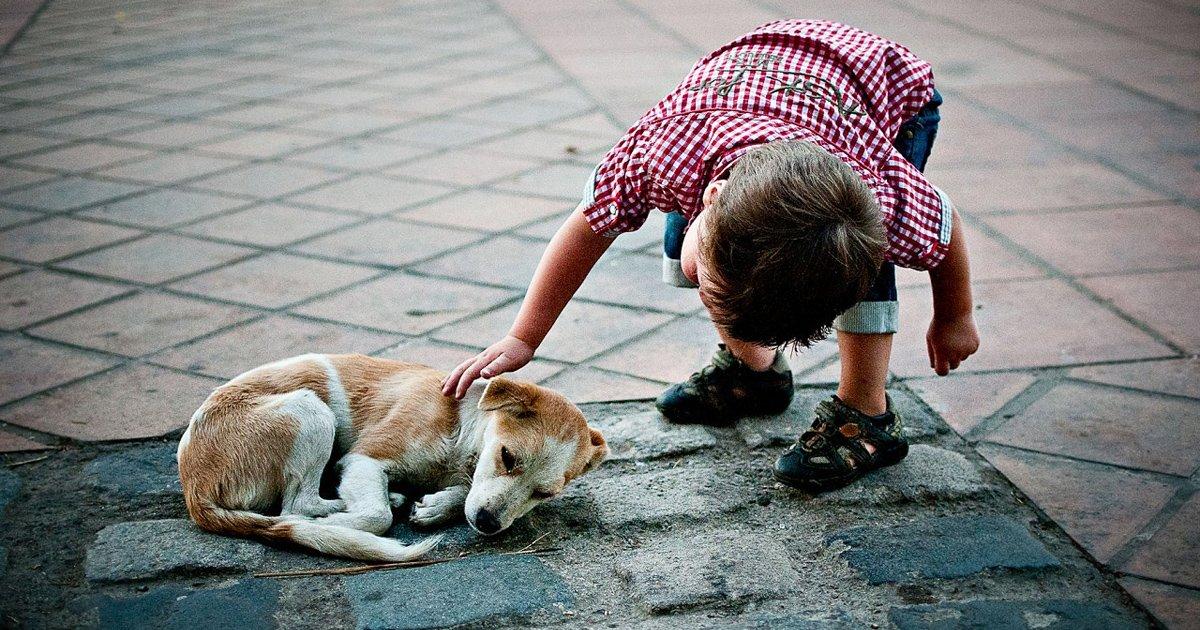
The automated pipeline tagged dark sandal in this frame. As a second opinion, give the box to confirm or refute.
[773,394,908,492]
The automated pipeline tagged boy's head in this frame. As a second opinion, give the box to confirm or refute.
[695,141,885,348]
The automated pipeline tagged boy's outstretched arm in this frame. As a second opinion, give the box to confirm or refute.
[926,208,980,376]
[442,210,615,398]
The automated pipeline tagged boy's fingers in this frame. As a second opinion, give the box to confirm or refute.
[480,353,508,378]
[456,350,500,399]
[442,357,476,395]
[926,337,936,370]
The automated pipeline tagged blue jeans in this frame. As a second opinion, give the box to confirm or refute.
[662,89,943,334]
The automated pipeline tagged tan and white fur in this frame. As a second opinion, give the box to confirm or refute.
[177,353,607,562]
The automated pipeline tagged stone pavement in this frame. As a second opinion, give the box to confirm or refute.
[0,0,1196,627]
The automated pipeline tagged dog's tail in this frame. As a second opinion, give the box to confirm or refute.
[189,502,441,562]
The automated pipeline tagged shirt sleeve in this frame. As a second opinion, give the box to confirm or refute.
[580,132,652,237]
[880,158,952,271]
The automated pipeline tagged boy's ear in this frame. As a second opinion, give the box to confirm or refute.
[583,427,608,473]
[479,378,534,414]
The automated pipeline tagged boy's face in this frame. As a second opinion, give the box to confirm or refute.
[681,179,726,312]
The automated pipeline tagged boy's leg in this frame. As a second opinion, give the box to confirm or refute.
[773,90,942,491]
[657,213,792,425]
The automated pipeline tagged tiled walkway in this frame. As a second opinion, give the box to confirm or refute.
[0,0,1196,626]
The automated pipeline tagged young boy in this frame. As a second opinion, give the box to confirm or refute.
[442,20,979,492]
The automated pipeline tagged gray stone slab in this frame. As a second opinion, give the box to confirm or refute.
[0,546,6,580]
[634,611,855,629]
[85,519,264,583]
[890,599,1142,630]
[591,410,717,461]
[582,465,745,529]
[891,389,950,441]
[84,444,181,499]
[736,389,944,448]
[817,445,988,505]
[737,392,824,448]
[617,531,799,613]
[345,554,572,629]
[91,579,280,630]
[0,469,19,516]
[829,515,1059,584]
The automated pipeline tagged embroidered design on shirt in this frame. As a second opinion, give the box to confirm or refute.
[687,52,866,117]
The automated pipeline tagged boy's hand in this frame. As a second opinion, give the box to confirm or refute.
[926,313,979,376]
[442,336,535,399]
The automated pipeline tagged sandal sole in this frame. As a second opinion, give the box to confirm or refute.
[772,445,910,494]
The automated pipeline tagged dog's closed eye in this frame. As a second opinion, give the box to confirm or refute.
[500,446,517,473]
[531,489,555,500]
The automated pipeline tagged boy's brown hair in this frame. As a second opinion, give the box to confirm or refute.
[700,141,886,348]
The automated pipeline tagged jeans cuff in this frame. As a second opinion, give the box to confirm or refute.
[662,254,698,288]
[834,301,899,334]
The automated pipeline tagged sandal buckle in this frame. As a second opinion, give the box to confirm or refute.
[838,423,861,439]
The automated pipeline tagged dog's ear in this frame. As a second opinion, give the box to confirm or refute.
[479,378,534,414]
[583,427,608,473]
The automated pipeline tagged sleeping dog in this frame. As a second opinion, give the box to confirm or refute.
[177,353,607,562]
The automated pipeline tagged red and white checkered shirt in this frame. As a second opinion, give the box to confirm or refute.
[582,20,950,270]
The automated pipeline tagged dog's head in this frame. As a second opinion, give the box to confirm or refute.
[465,377,607,535]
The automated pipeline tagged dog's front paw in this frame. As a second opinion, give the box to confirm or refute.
[407,491,464,527]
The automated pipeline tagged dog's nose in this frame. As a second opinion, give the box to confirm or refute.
[473,508,502,535]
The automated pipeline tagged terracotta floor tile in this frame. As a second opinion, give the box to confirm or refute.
[936,162,1166,214]
[171,253,377,309]
[79,189,248,228]
[58,233,255,284]
[895,222,1045,288]
[539,366,666,403]
[286,140,428,172]
[380,118,511,148]
[1070,358,1200,400]
[285,174,454,215]
[27,291,255,356]
[196,129,326,159]
[387,149,538,186]
[1123,494,1200,588]
[433,299,672,363]
[97,151,243,185]
[0,166,55,192]
[979,444,1177,563]
[114,121,241,148]
[0,430,49,453]
[1082,270,1200,353]
[892,278,1171,377]
[0,364,219,441]
[190,162,339,199]
[0,176,145,212]
[907,372,1038,436]
[13,142,151,173]
[591,316,719,383]
[0,334,117,404]
[414,235,548,288]
[986,205,1200,275]
[473,128,612,161]
[986,382,1200,476]
[296,219,481,267]
[0,270,128,329]
[0,217,141,263]
[399,190,570,231]
[151,315,402,379]
[294,272,517,335]
[576,251,703,314]
[181,203,356,247]
[1119,577,1200,630]
[1108,150,1199,205]
[377,338,564,384]
[493,162,594,200]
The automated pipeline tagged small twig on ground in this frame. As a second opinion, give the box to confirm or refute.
[6,455,50,468]
[254,545,561,579]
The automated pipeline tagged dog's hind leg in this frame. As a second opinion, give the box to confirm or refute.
[312,453,393,534]
[277,389,346,518]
